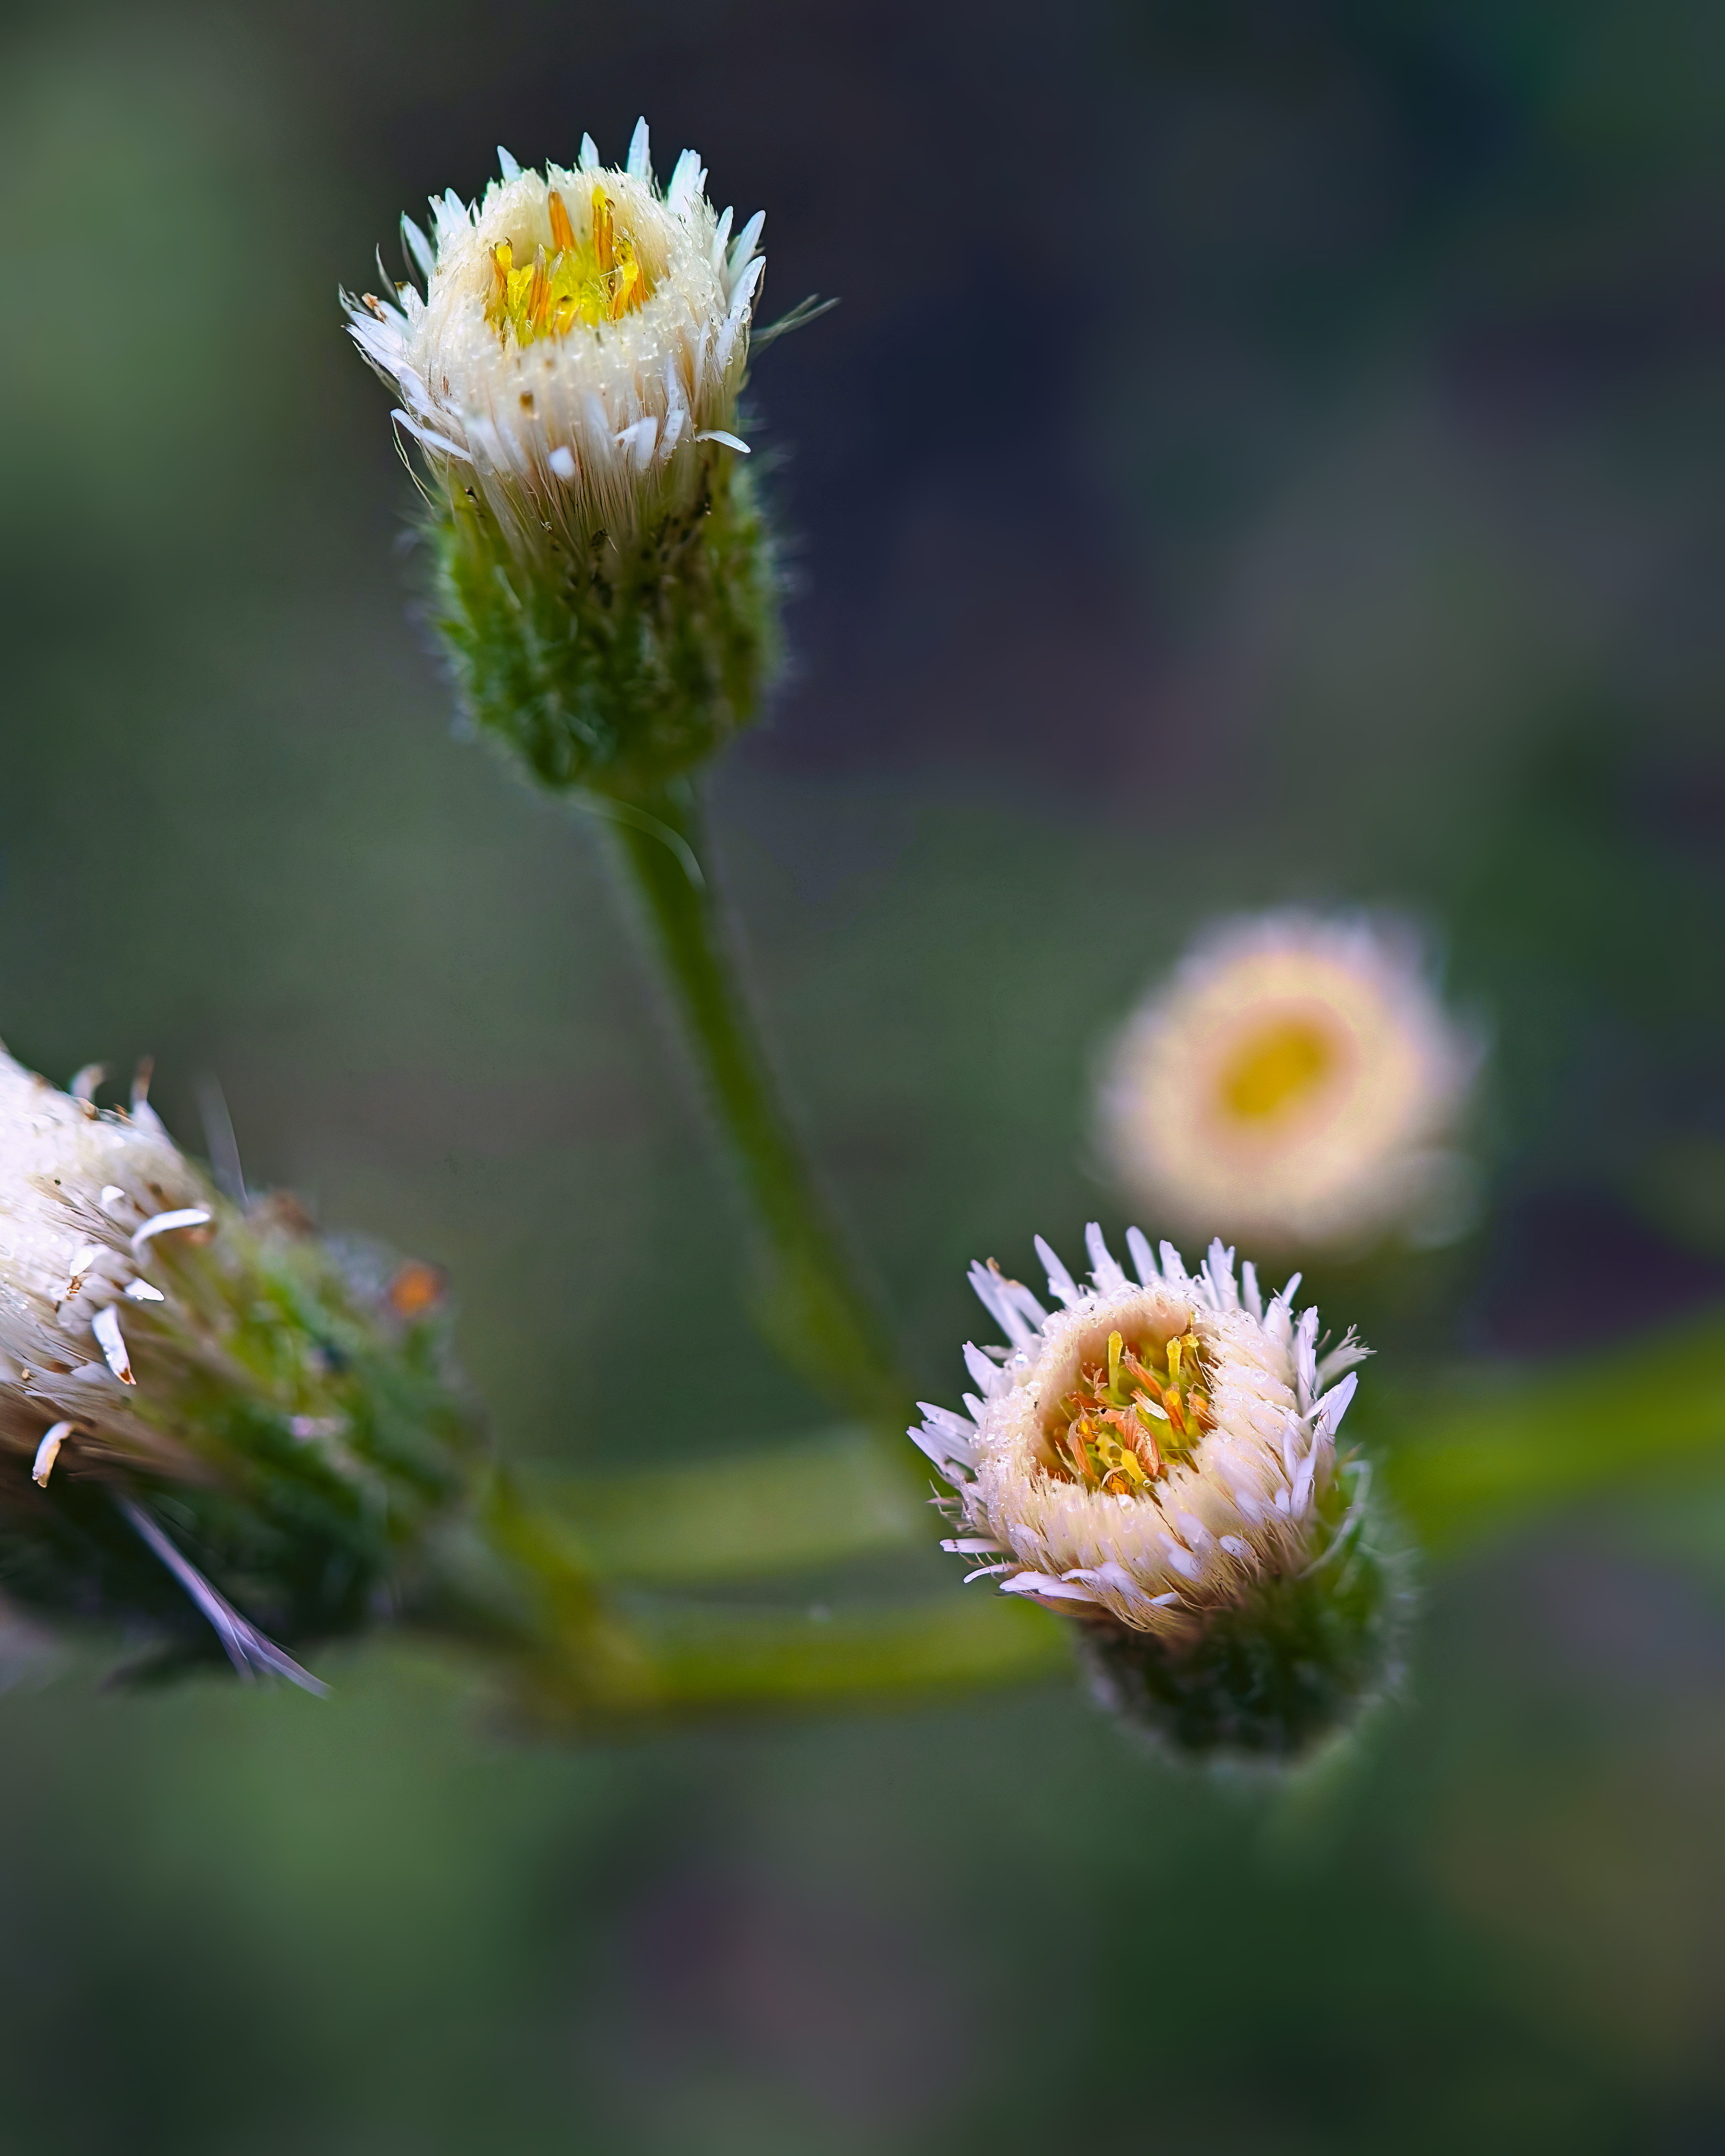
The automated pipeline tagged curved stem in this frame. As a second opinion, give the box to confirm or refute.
[414,1472,1067,1731]
[600,779,909,1430]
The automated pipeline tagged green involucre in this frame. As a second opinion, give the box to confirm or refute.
[1077,1463,1410,1764]
[0,1201,482,1679]
[428,447,779,798]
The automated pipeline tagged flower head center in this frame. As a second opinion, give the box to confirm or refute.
[1218,1014,1337,1124]
[483,184,654,346]
[1042,1327,1213,1497]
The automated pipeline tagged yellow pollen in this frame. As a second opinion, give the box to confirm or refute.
[1218,1016,1337,1123]
[483,183,653,347]
[1042,1327,1212,1497]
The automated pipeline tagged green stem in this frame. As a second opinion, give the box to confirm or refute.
[416,1471,1065,1731]
[1378,1311,1725,1554]
[496,1594,1069,1731]
[600,779,908,1428]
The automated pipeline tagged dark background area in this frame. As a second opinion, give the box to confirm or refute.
[0,0,1722,2147]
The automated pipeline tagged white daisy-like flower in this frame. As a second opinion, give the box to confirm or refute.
[1099,912,1479,1252]
[912,1225,1368,1640]
[345,120,762,552]
[0,1049,214,1482]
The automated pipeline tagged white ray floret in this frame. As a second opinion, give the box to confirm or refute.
[1099,911,1481,1252]
[344,121,764,555]
[31,1421,72,1489]
[130,1207,212,1253]
[910,1226,1369,1639]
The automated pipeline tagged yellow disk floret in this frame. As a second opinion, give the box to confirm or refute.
[1219,1014,1337,1123]
[483,184,652,346]
[1041,1326,1213,1498]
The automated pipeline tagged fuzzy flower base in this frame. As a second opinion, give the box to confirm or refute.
[1077,1470,1403,1762]
[429,448,774,796]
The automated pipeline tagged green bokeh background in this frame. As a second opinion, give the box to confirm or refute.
[1,0,1722,2145]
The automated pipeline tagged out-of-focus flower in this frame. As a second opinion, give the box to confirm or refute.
[912,1226,1401,1759]
[345,123,777,797]
[1099,912,1479,1254]
[0,1046,478,1685]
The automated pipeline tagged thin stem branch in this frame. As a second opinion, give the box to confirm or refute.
[415,1474,1067,1730]
[601,779,910,1429]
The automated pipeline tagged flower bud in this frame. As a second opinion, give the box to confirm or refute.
[345,122,777,798]
[0,1048,479,1685]
[1100,912,1480,1254]
[912,1226,1404,1760]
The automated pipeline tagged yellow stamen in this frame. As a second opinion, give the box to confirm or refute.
[481,182,654,347]
[1042,1328,1213,1494]
[610,244,641,319]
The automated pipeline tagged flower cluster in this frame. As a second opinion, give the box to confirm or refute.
[1100,912,1479,1254]
[914,1226,1400,1757]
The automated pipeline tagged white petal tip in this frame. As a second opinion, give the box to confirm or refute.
[998,1572,1099,1606]
[31,1422,72,1489]
[627,117,650,180]
[130,1207,212,1254]
[91,1306,134,1385]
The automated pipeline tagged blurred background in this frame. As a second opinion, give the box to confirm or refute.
[1,0,1723,2145]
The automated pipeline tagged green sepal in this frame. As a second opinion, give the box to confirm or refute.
[429,446,778,798]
